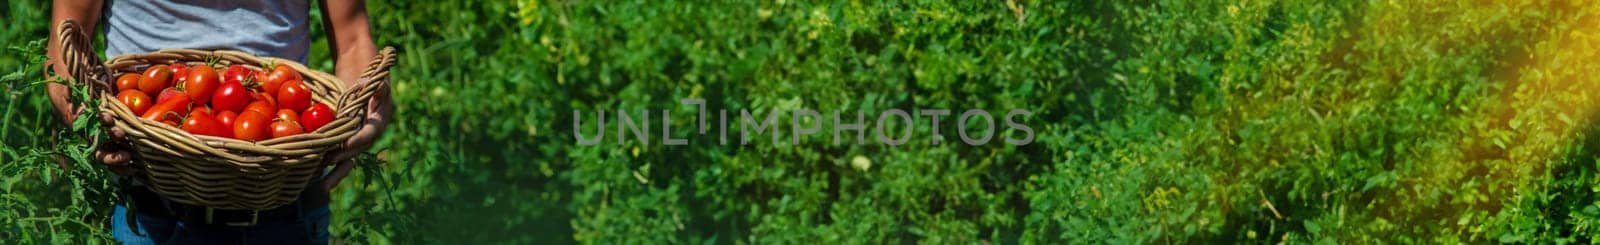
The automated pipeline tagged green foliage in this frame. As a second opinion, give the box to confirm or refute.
[6,0,1600,243]
[1,38,117,243]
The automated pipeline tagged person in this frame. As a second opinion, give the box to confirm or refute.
[45,0,392,244]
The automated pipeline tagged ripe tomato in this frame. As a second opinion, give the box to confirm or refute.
[182,65,220,104]
[115,73,141,91]
[212,80,250,112]
[274,109,300,122]
[260,63,300,94]
[233,110,272,141]
[251,90,276,107]
[254,70,271,91]
[169,63,189,85]
[192,105,212,115]
[182,110,232,138]
[216,110,239,126]
[269,120,304,139]
[141,95,191,123]
[223,64,253,85]
[116,90,153,115]
[244,101,276,116]
[155,88,184,105]
[138,65,173,95]
[299,103,334,132]
[277,80,311,112]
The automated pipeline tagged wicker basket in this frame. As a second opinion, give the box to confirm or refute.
[56,21,397,210]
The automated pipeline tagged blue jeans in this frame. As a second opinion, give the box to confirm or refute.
[112,204,331,244]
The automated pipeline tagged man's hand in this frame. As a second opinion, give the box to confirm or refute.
[320,79,391,191]
[95,108,137,174]
[98,145,137,175]
[55,98,137,175]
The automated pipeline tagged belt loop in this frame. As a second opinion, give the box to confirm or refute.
[205,208,215,225]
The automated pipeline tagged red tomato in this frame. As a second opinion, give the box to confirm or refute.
[182,110,232,138]
[277,80,311,112]
[216,110,239,126]
[116,90,153,116]
[223,64,253,85]
[275,109,300,122]
[254,70,271,92]
[244,101,276,116]
[140,95,191,123]
[233,110,272,141]
[169,63,189,85]
[182,65,220,104]
[270,120,304,139]
[138,65,173,95]
[251,90,277,107]
[156,88,184,105]
[115,73,141,91]
[260,63,300,95]
[300,103,334,132]
[192,105,213,115]
[212,80,250,112]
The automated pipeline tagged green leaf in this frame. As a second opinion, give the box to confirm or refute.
[1304,220,1321,235]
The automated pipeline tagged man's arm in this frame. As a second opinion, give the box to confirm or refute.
[320,0,389,190]
[47,0,104,125]
[48,0,133,169]
[322,0,377,82]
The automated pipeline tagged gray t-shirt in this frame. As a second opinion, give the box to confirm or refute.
[104,0,310,63]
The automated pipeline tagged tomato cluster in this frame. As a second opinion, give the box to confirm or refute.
[115,63,336,142]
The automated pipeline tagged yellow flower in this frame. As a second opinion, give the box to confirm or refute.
[851,156,871,171]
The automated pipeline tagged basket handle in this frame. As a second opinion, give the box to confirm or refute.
[56,20,111,98]
[334,47,398,120]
